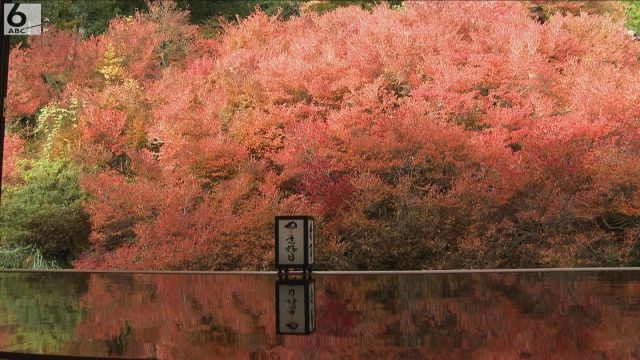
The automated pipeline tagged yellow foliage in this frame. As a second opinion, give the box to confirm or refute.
[98,43,125,85]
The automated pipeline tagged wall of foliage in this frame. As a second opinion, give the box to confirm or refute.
[2,1,640,270]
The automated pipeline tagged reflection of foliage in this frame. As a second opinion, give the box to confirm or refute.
[0,159,90,266]
[107,321,134,357]
[60,272,640,358]
[73,274,264,358]
[0,273,88,353]
[0,272,637,358]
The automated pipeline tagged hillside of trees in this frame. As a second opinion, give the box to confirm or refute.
[2,1,640,270]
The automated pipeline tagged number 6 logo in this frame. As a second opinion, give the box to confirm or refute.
[8,4,27,28]
[4,3,41,35]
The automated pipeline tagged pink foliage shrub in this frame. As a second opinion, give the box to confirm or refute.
[1,134,24,184]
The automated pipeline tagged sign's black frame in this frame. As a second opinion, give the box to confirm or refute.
[275,277,315,335]
[0,0,12,203]
[274,215,314,270]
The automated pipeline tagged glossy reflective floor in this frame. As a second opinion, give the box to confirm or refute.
[0,270,639,359]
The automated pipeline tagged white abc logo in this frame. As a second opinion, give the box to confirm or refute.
[4,3,41,35]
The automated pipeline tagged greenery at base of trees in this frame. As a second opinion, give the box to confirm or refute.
[0,159,90,267]
[0,245,60,269]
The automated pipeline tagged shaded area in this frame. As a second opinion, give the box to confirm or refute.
[0,273,89,354]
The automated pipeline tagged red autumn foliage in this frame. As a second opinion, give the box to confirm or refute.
[81,107,129,155]
[104,1,199,82]
[6,30,102,120]
[1,134,24,184]
[5,1,640,269]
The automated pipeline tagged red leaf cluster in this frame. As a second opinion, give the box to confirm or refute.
[1,134,24,184]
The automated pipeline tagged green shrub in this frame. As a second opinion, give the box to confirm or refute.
[627,1,640,33]
[0,245,60,269]
[0,159,90,266]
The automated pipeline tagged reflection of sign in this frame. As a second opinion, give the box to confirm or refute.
[308,219,314,264]
[4,3,41,35]
[308,278,314,330]
[275,216,314,269]
[276,278,315,335]
[285,288,300,330]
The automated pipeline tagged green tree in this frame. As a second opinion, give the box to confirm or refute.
[626,1,640,33]
[176,0,301,23]
[178,0,301,37]
[302,0,401,14]
[42,0,146,36]
[0,159,90,266]
[40,0,302,37]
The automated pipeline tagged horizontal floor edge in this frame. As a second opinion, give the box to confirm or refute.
[0,267,639,275]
